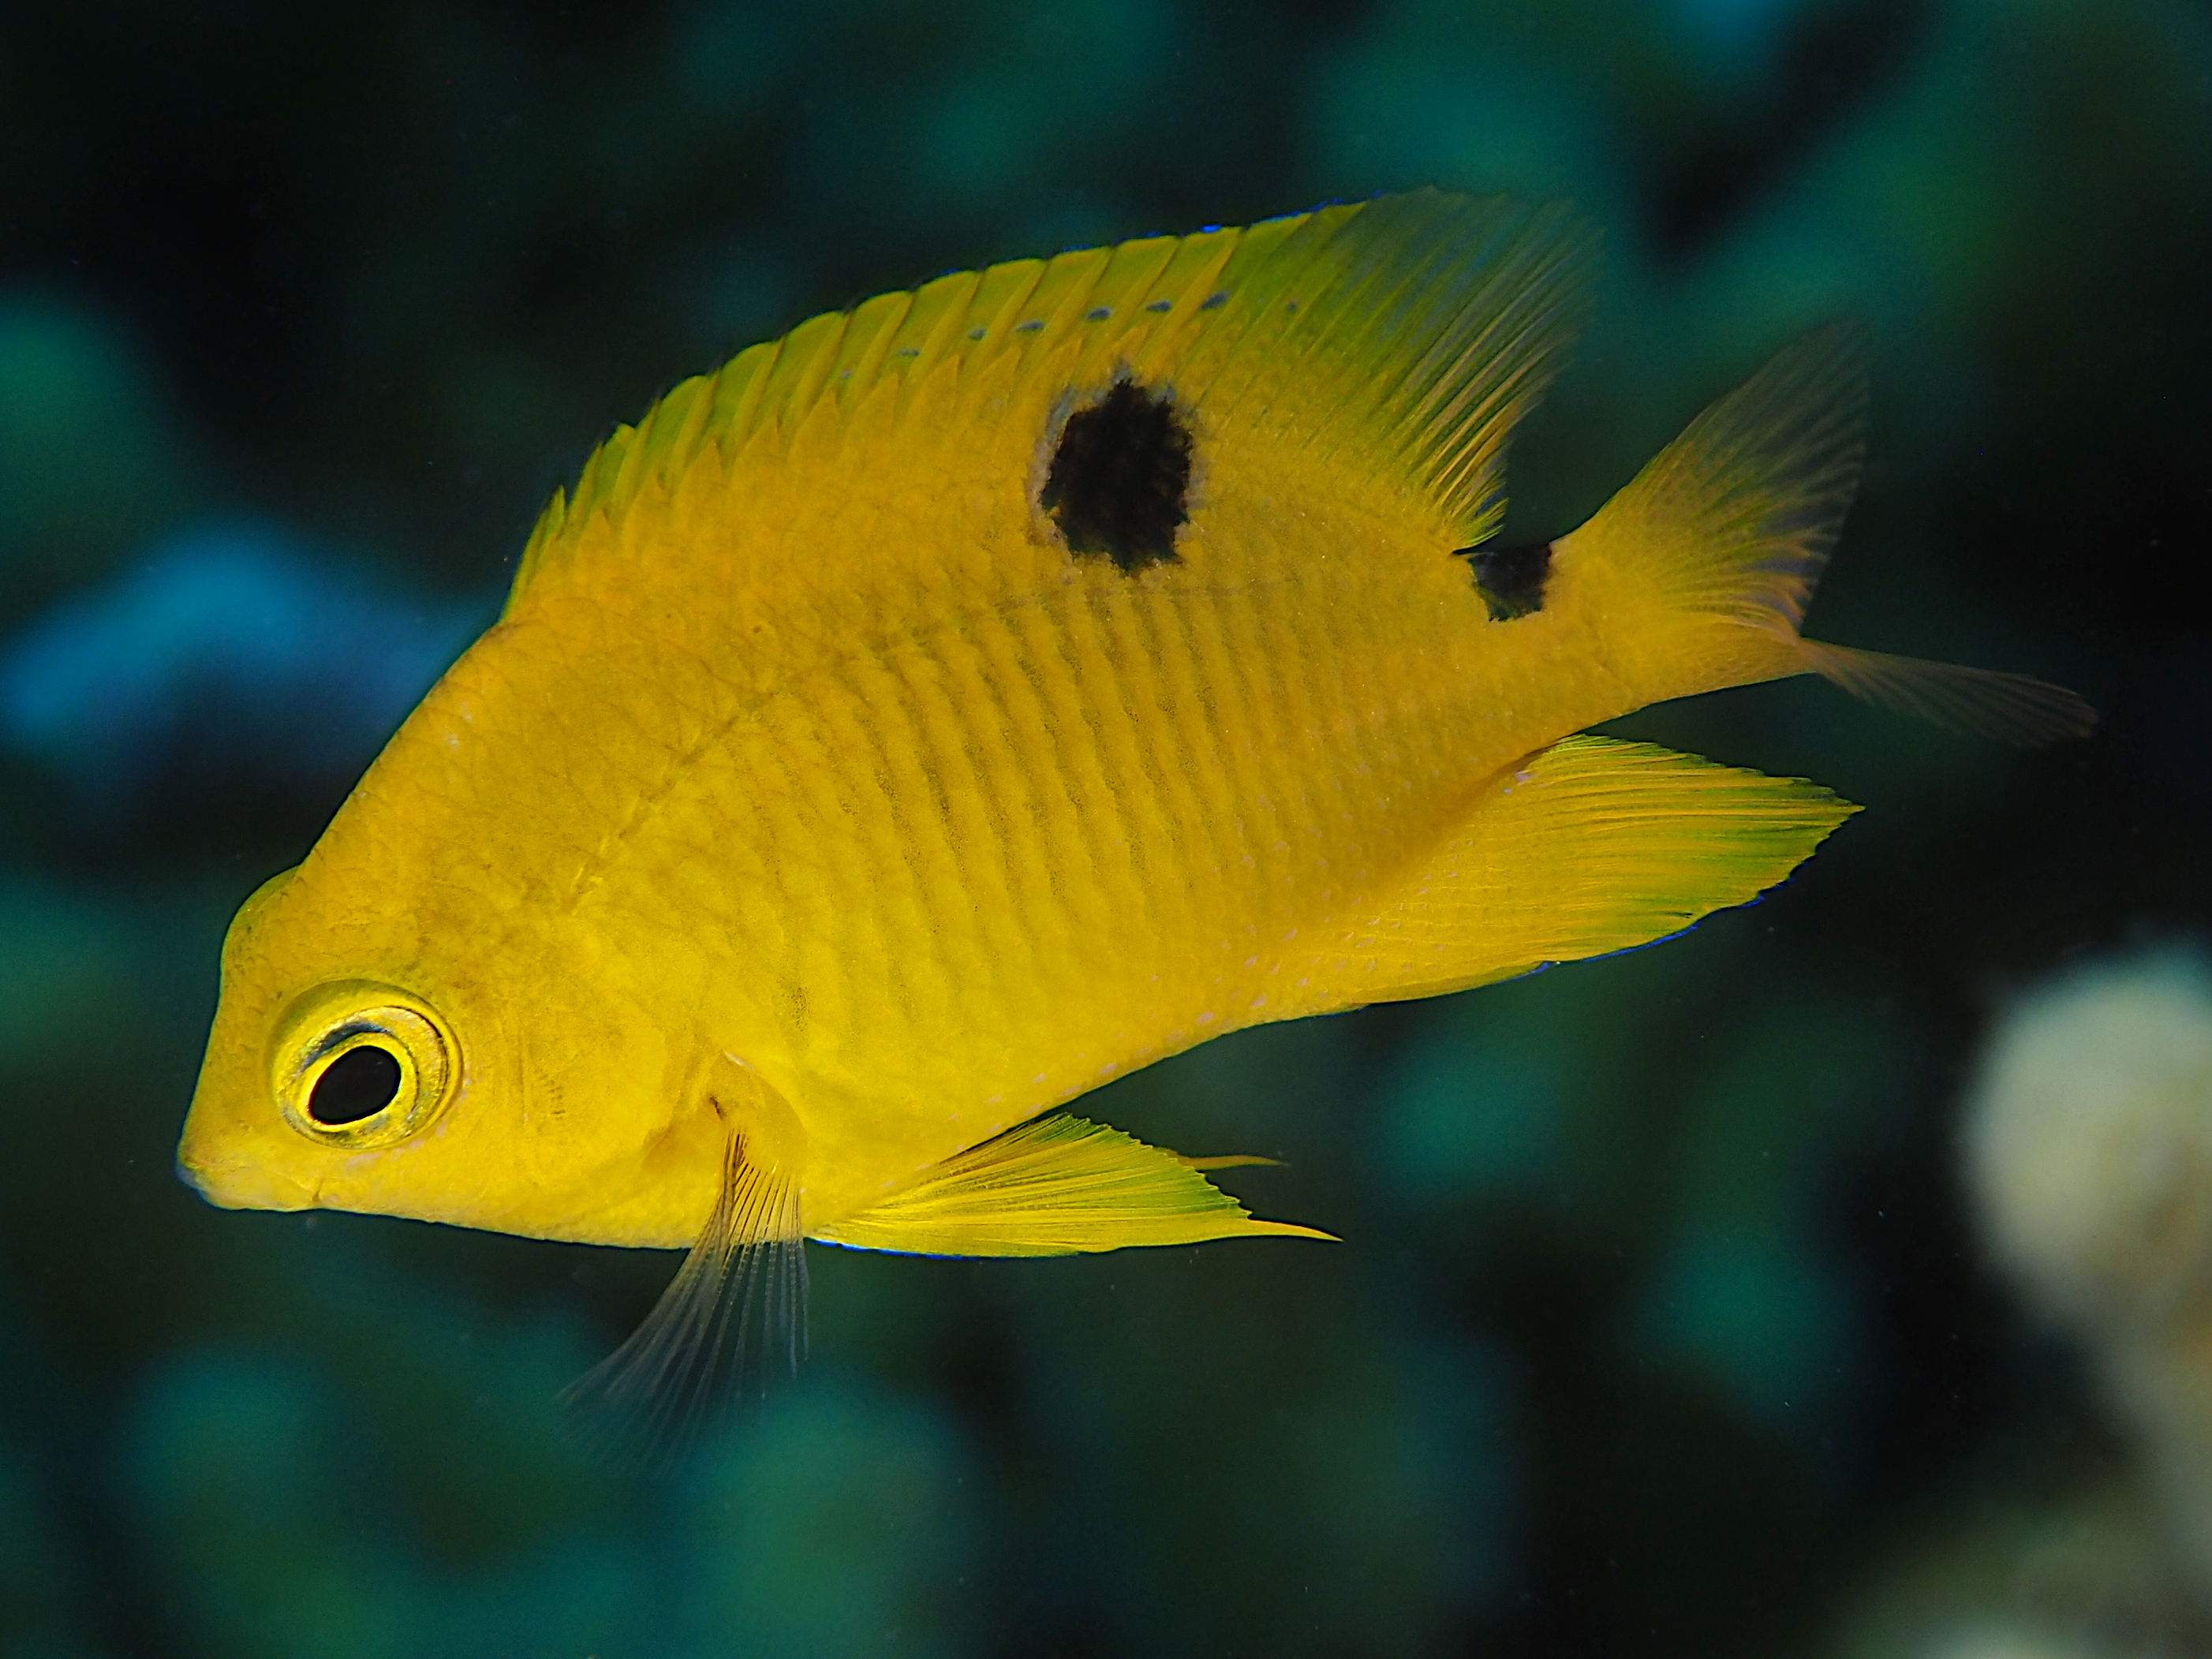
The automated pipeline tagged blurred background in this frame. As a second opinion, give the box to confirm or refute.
[2,0,2208,1654]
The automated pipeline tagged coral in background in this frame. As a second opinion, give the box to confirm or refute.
[1808,950,2212,1659]
[0,521,488,846]
[1821,1479,2209,1659]
[1967,951,2212,1603]
[1967,951,2212,1339]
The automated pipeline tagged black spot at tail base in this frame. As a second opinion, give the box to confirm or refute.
[1043,379,1192,572]
[1459,539,1553,621]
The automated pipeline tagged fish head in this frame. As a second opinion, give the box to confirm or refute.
[176,838,718,1246]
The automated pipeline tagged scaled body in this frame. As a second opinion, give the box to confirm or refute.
[177,193,2087,1421]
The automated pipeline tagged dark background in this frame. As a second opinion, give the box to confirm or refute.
[1,1,2206,1655]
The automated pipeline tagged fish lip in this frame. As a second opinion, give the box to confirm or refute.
[174,1149,316,1213]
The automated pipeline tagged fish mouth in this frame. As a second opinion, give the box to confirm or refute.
[174,1149,317,1213]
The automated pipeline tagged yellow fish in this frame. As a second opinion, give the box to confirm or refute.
[177,192,2088,1433]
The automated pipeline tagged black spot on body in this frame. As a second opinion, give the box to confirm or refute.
[1143,298,1173,313]
[1459,539,1553,621]
[1198,290,1229,310]
[1042,379,1193,572]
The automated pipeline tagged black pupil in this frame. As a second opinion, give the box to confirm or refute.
[308,1044,402,1126]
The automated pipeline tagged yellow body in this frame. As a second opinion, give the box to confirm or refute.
[177,192,2086,1282]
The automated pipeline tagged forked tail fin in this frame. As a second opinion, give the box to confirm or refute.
[1591,319,1870,634]
[1794,639,2094,742]
[1564,320,2093,744]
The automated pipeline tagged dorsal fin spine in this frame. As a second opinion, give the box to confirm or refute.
[897,268,986,383]
[638,374,714,495]
[1123,230,1239,385]
[1009,245,1113,373]
[504,485,566,615]
[706,341,777,464]
[568,436,615,532]
[1093,234,1180,331]
[604,417,654,525]
[962,257,1044,353]
[786,312,858,435]
[1180,211,1342,447]
[835,289,916,403]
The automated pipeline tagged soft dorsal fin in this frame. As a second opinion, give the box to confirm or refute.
[813,1113,1332,1258]
[506,191,1594,611]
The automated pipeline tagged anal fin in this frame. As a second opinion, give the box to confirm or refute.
[1275,734,1858,1013]
[813,1115,1333,1258]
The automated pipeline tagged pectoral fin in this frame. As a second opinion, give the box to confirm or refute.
[561,1131,807,1468]
[813,1115,1334,1258]
[1275,734,1858,1014]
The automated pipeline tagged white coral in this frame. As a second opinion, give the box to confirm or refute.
[1966,950,2212,1335]
[1965,947,2212,1605]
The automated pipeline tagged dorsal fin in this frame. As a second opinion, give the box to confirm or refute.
[505,192,1594,611]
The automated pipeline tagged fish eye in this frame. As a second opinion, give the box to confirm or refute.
[271,985,456,1149]
[309,1044,402,1125]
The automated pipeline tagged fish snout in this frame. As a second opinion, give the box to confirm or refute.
[174,1142,317,1213]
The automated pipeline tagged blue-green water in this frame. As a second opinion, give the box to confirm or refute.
[2,2,2206,1654]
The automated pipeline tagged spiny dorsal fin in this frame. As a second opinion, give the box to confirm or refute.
[506,192,1594,611]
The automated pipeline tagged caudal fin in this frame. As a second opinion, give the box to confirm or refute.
[1581,319,1869,630]
[1567,321,2092,745]
[1795,640,2094,743]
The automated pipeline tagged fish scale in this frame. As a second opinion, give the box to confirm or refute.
[178,193,2089,1444]
[713,582,1317,1161]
